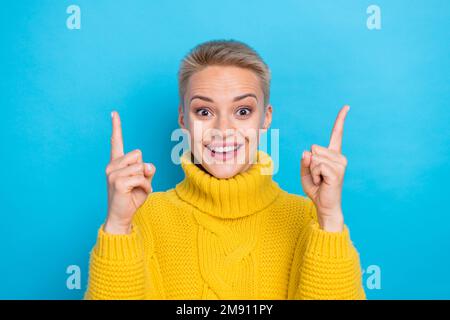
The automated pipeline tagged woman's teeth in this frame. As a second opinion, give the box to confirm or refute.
[206,144,242,153]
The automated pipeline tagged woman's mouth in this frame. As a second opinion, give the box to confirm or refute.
[204,143,243,161]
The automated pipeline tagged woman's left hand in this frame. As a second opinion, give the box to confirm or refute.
[300,105,350,232]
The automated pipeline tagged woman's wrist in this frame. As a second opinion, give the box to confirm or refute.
[103,217,132,235]
[317,210,344,232]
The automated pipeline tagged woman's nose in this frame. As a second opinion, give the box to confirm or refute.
[215,114,235,133]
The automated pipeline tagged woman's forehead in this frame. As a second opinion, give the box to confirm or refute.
[186,66,264,100]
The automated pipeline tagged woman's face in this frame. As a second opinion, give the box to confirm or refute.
[179,65,272,179]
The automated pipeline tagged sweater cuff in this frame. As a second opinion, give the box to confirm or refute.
[304,221,354,259]
[93,224,144,260]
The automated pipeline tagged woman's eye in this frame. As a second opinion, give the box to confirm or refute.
[195,108,211,117]
[236,107,252,117]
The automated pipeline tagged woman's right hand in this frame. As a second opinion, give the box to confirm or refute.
[103,111,156,234]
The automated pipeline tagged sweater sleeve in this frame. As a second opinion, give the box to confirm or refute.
[84,199,164,300]
[288,199,366,300]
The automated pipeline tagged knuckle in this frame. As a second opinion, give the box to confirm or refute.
[107,172,115,184]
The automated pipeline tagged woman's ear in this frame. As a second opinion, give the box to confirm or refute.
[261,104,273,132]
[178,104,186,129]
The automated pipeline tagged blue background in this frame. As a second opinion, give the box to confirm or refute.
[0,0,449,299]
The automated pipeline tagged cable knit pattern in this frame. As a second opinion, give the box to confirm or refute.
[85,150,366,300]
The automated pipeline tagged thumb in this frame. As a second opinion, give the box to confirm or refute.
[144,163,156,192]
[300,151,315,192]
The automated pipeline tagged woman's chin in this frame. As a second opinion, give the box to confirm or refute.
[202,163,247,179]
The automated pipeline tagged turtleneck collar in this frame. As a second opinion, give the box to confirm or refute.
[175,150,282,219]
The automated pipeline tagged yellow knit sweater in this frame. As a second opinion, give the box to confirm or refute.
[85,150,366,300]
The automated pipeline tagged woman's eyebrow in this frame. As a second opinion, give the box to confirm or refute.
[233,93,258,102]
[190,93,258,105]
[190,95,214,104]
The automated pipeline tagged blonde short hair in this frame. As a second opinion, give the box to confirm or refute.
[178,39,271,108]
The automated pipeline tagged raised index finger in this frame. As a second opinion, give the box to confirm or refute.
[328,105,350,153]
[110,111,124,160]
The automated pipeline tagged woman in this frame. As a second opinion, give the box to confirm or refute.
[85,40,366,300]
